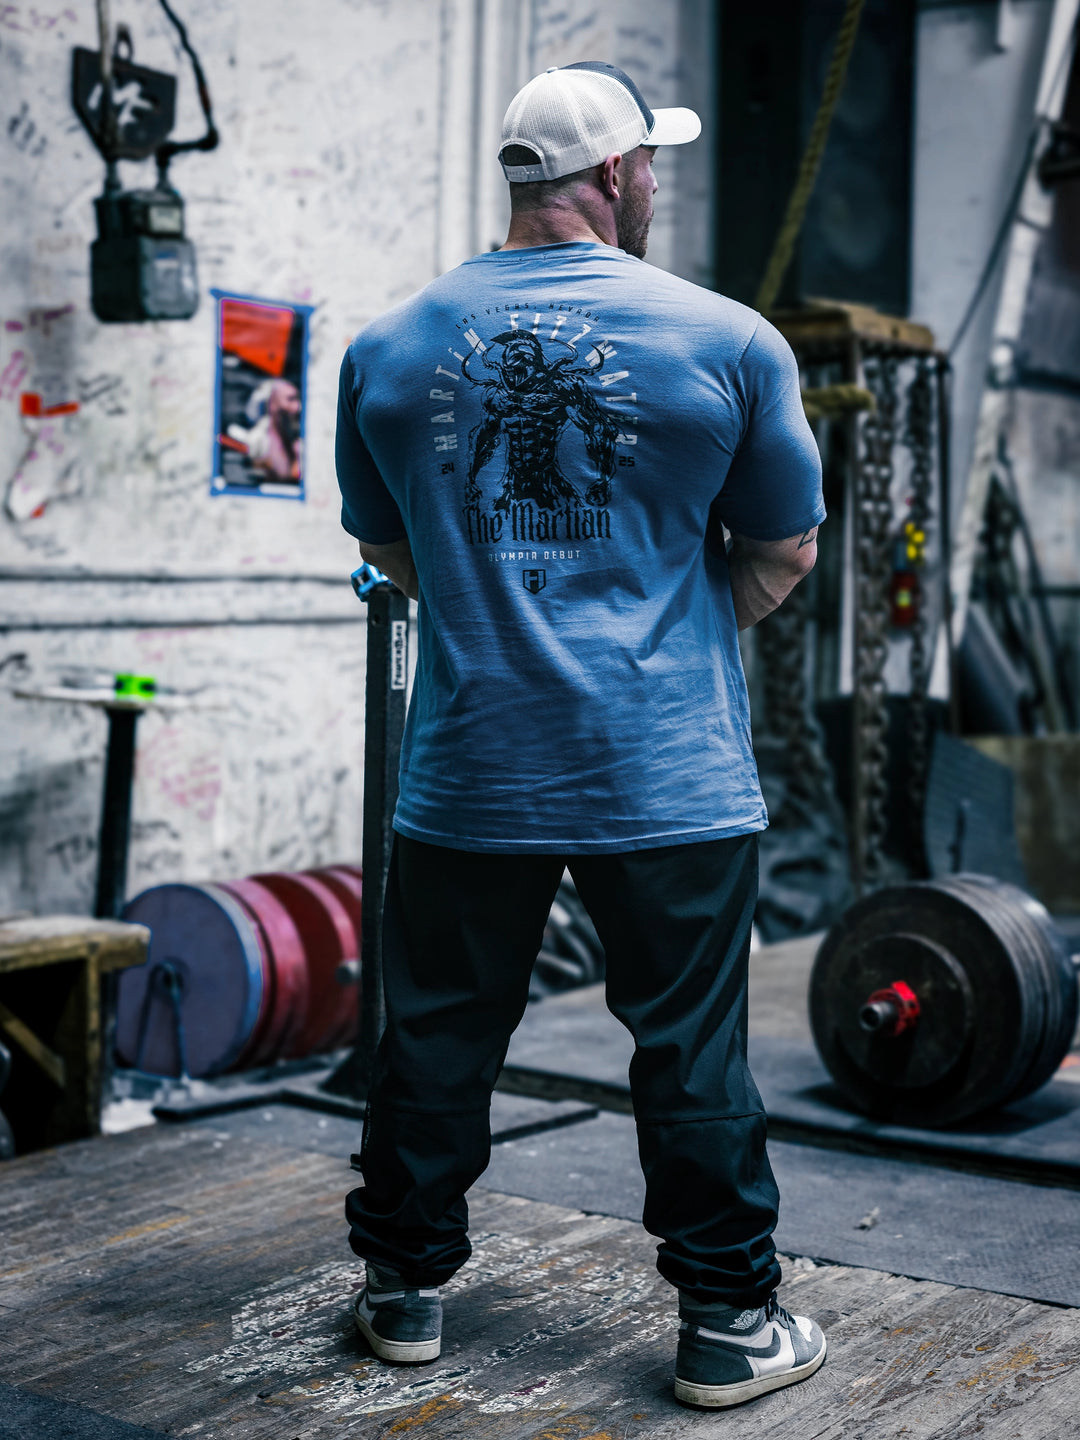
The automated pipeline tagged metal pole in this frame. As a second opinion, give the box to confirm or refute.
[95,0,120,188]
[323,568,409,1100]
[94,706,139,920]
[936,355,960,736]
[94,702,140,1110]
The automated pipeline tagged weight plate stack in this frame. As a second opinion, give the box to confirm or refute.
[809,875,1078,1128]
[306,866,363,1046]
[217,878,310,1065]
[117,883,266,1077]
[252,870,360,1053]
[935,875,1079,1103]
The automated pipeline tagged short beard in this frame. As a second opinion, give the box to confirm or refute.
[275,411,301,443]
[615,190,652,259]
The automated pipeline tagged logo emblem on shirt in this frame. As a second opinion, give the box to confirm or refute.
[441,310,634,550]
[523,568,546,594]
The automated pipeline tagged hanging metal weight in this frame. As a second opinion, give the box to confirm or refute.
[809,876,1078,1127]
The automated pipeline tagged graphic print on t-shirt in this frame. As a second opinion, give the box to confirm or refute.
[430,304,636,549]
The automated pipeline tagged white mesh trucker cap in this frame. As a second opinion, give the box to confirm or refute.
[499,61,701,182]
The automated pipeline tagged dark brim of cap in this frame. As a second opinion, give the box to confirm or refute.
[646,106,702,146]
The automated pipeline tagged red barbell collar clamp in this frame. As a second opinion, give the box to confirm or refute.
[859,980,921,1037]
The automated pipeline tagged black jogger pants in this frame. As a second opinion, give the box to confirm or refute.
[345,831,781,1309]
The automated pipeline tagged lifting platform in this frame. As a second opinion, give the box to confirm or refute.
[3,929,1080,1439]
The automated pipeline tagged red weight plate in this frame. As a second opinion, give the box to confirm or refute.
[329,863,363,885]
[308,865,362,927]
[301,871,360,1049]
[216,879,285,1067]
[307,867,363,1047]
[211,883,275,1068]
[219,877,310,1064]
[252,871,359,1053]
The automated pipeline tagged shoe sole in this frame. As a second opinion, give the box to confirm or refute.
[354,1308,441,1364]
[674,1337,827,1409]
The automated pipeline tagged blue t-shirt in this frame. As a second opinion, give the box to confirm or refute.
[336,241,824,853]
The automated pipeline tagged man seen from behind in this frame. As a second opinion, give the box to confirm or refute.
[335,60,827,1410]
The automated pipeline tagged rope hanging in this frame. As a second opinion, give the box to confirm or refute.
[754,0,866,314]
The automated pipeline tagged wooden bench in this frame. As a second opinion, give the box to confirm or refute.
[0,916,149,1153]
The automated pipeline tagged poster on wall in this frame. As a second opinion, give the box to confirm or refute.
[210,290,312,500]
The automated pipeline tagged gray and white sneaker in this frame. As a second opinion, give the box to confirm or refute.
[674,1292,826,1408]
[353,1262,442,1364]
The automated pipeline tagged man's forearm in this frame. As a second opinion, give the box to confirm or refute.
[358,537,419,601]
[727,529,818,630]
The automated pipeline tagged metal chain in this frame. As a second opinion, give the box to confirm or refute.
[758,585,836,823]
[758,358,843,830]
[854,352,898,890]
[902,357,936,868]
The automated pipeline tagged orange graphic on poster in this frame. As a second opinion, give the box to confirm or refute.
[220,300,294,377]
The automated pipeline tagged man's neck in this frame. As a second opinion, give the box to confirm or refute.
[500,206,616,251]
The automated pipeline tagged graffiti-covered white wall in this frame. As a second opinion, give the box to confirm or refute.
[0,0,710,915]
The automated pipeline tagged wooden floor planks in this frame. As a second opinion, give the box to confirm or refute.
[2,1121,1079,1438]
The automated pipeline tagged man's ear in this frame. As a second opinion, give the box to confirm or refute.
[599,152,623,200]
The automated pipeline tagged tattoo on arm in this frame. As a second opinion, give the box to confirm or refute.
[797,528,818,549]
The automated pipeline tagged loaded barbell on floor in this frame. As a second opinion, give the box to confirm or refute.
[809,876,1079,1128]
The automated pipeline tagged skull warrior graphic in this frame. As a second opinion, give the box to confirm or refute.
[461,332,618,513]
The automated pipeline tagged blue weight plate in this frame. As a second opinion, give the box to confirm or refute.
[116,883,265,1077]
